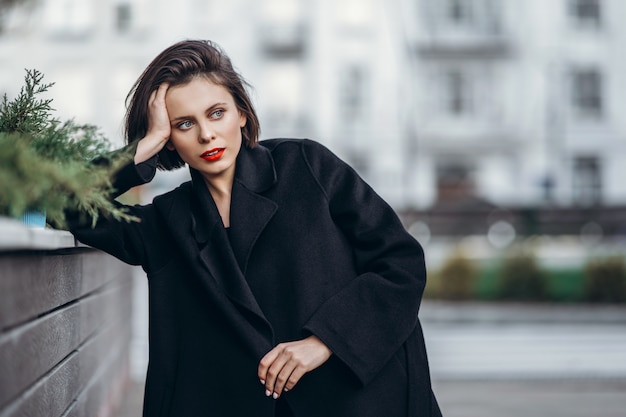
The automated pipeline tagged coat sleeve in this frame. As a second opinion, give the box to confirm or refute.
[67,145,158,267]
[299,139,426,386]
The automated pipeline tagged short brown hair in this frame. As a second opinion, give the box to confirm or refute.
[124,39,260,170]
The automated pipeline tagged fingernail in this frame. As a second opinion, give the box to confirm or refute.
[260,379,265,385]
[284,387,289,392]
[265,389,271,397]
[272,392,279,400]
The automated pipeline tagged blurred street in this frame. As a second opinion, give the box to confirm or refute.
[422,301,626,380]
[422,301,626,417]
[432,379,626,417]
[116,300,626,417]
[2,2,626,416]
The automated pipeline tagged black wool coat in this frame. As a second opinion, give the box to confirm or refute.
[70,138,442,417]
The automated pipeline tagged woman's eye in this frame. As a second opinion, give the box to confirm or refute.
[211,109,224,119]
[178,121,193,129]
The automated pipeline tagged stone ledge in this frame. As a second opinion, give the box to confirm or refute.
[0,217,76,251]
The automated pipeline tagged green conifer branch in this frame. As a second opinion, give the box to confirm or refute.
[0,69,139,228]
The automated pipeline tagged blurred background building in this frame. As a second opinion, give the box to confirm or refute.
[403,0,626,210]
[3,2,626,416]
[3,0,626,216]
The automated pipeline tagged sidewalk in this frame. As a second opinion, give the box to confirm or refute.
[116,378,144,417]
[423,301,626,417]
[116,377,626,417]
[421,300,626,380]
[115,301,626,417]
[433,378,626,417]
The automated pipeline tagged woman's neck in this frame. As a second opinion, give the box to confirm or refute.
[202,173,233,228]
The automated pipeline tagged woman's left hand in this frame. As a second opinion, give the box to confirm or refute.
[258,335,332,399]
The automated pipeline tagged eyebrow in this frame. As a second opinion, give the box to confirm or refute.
[170,102,229,122]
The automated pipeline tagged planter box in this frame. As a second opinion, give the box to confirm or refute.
[0,220,136,417]
[21,210,46,228]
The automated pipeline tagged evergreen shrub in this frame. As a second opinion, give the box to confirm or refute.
[433,248,479,300]
[495,246,548,301]
[0,69,135,228]
[583,256,626,303]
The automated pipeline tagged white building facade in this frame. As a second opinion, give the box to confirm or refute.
[399,0,626,209]
[1,0,626,210]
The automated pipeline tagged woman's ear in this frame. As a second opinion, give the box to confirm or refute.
[239,113,247,128]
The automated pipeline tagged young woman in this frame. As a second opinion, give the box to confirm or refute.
[69,39,442,417]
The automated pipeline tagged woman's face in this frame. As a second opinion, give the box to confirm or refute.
[165,76,246,184]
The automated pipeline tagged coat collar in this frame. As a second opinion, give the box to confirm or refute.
[189,143,277,244]
[233,143,277,193]
[180,144,278,342]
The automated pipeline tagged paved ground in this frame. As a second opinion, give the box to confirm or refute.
[115,301,626,416]
[421,301,626,379]
[116,377,626,417]
[433,378,626,417]
[116,379,144,417]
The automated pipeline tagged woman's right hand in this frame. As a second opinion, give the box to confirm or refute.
[134,83,171,164]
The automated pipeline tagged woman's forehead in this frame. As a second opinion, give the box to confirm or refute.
[165,77,234,109]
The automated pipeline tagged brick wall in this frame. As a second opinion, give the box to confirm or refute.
[0,245,135,417]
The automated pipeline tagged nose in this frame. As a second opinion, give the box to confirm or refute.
[198,120,215,143]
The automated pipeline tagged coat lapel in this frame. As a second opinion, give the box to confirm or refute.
[183,144,278,333]
[228,144,278,275]
[188,170,266,322]
[156,180,274,353]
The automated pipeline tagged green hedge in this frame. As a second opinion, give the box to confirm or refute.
[583,256,626,303]
[425,250,625,303]
[469,264,585,302]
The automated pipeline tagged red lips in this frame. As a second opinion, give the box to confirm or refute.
[200,148,225,162]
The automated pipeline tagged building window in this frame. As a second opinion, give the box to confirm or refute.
[440,69,473,116]
[45,0,94,38]
[573,156,601,205]
[568,0,602,30]
[430,0,501,35]
[115,3,132,33]
[436,162,475,203]
[259,61,306,135]
[339,65,367,123]
[446,0,474,26]
[259,0,306,58]
[570,68,603,119]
